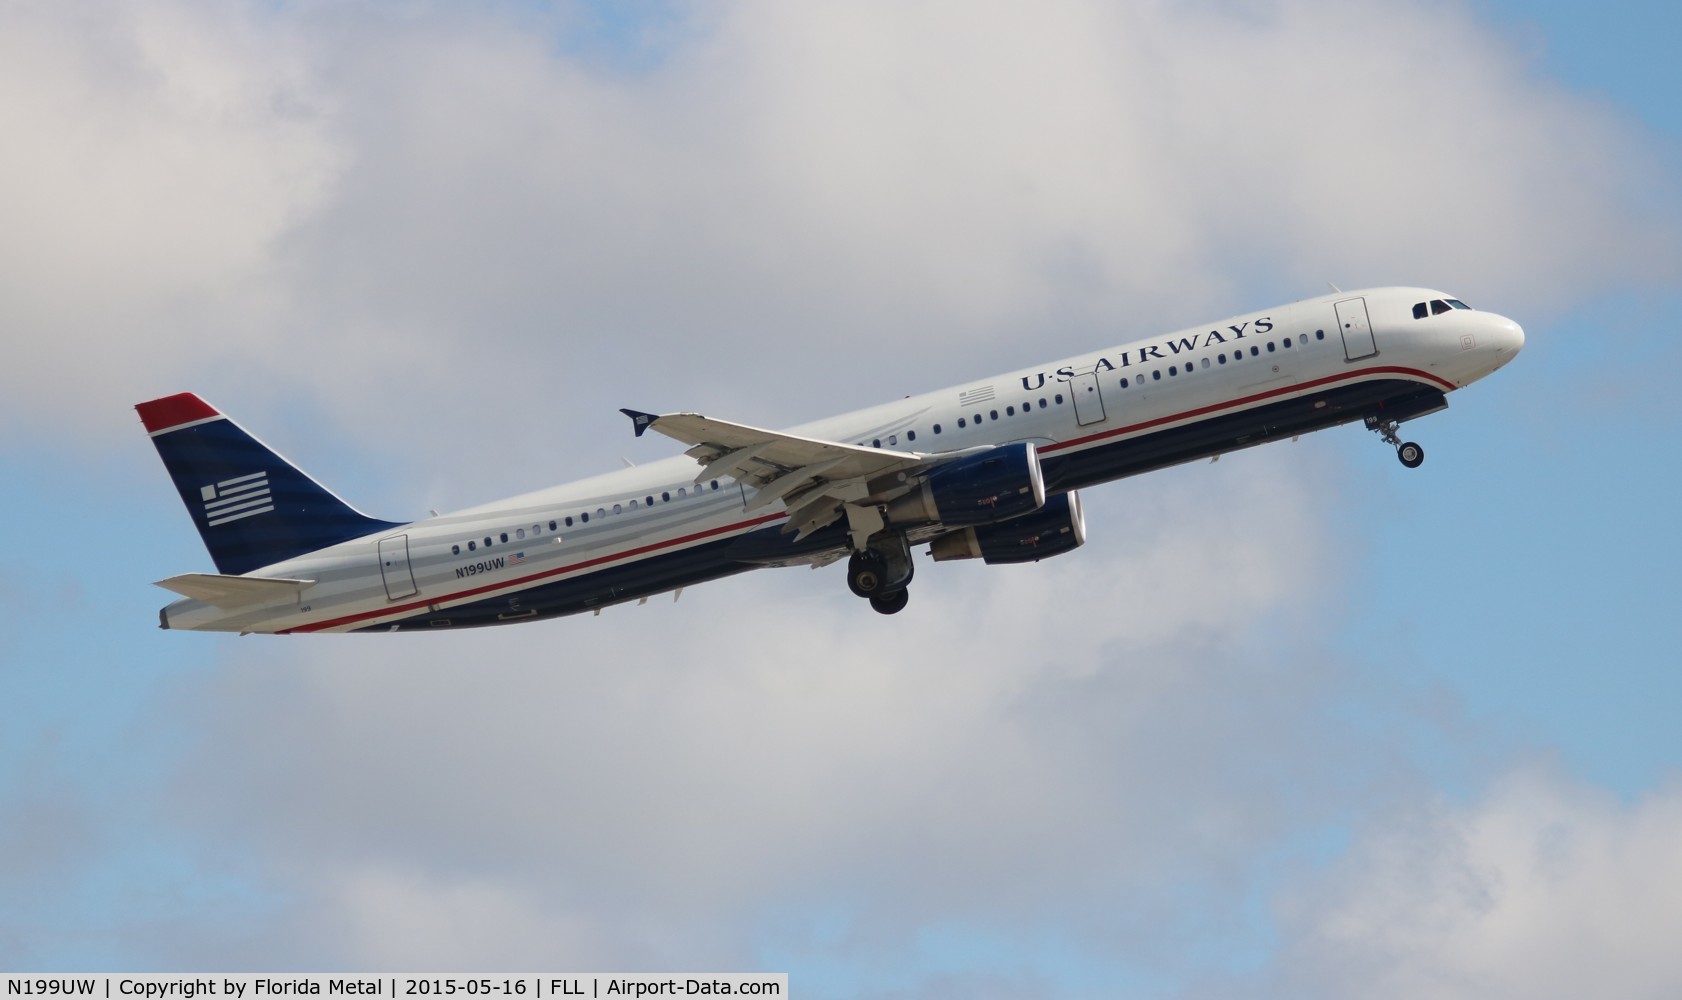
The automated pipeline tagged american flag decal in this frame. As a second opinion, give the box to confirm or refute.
[959,385,996,405]
[508,551,526,566]
[200,471,274,526]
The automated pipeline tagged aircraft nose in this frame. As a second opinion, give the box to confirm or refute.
[1491,314,1525,355]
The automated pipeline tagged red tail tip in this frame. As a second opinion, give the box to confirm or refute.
[136,393,220,433]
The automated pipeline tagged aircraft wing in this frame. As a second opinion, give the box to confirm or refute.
[155,573,315,609]
[620,409,928,539]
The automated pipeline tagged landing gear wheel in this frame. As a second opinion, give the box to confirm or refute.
[1397,441,1424,468]
[869,589,909,615]
[847,552,887,598]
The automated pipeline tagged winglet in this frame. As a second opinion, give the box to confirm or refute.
[620,408,660,438]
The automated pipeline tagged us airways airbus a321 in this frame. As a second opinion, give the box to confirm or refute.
[139,287,1522,632]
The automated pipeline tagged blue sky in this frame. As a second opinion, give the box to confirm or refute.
[2,2,1680,997]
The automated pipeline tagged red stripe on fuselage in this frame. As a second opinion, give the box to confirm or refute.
[136,393,221,433]
[1040,365,1453,456]
[282,511,789,633]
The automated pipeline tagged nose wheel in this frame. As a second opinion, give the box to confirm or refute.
[1368,416,1425,469]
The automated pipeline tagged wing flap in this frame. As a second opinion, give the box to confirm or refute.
[155,573,315,609]
[626,410,925,488]
[622,410,933,538]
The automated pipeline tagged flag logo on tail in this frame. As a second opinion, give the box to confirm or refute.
[201,472,274,526]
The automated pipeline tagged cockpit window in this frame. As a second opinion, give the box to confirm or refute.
[1412,302,1428,320]
[1446,298,1470,309]
[1430,299,1451,315]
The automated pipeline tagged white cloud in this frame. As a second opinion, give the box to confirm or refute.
[136,450,1383,979]
[1263,766,1682,1000]
[1,0,1674,459]
[4,0,1678,992]
[0,1,340,440]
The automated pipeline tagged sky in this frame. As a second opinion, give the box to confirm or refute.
[2,0,1680,996]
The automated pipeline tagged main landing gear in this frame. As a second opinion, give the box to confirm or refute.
[847,536,915,615]
[1369,416,1425,469]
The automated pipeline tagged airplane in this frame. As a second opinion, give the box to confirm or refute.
[138,286,1522,633]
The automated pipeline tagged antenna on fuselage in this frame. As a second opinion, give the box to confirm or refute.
[1327,282,1343,294]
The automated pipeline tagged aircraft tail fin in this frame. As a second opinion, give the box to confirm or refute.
[136,393,404,575]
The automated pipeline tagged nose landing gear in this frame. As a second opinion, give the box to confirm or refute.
[1368,416,1425,469]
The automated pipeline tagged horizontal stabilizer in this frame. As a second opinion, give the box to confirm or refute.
[154,573,315,609]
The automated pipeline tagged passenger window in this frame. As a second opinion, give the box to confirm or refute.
[888,434,898,445]
[1201,358,1210,369]
[1169,365,1177,376]
[1120,377,1129,388]
[1413,302,1428,319]
[500,532,508,543]
[580,513,589,523]
[1283,337,1291,348]
[564,516,573,527]
[1251,346,1260,356]
[1054,394,1063,404]
[662,492,670,502]
[1267,342,1275,352]
[1218,354,1227,364]
[1006,406,1015,416]
[517,528,526,540]
[711,480,719,490]
[989,410,998,420]
[973,413,982,424]
[906,430,916,441]
[484,536,493,547]
[872,438,880,448]
[1152,370,1161,381]
[1316,330,1325,340]
[1039,399,1047,408]
[957,417,965,428]
[468,540,476,551]
[1431,299,1451,315]
[678,488,687,498]
[596,508,606,518]
[452,544,461,555]
[549,520,558,531]
[613,504,622,514]
[933,423,942,434]
[646,496,655,506]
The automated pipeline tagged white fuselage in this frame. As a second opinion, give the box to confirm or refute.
[158,287,1522,633]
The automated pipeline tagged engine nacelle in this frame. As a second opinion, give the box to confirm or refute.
[884,441,1046,527]
[928,491,1086,565]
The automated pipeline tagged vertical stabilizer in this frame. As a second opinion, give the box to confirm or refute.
[136,393,404,575]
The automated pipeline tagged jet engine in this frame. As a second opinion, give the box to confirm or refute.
[928,491,1086,565]
[885,441,1045,527]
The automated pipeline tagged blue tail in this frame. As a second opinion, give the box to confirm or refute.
[137,393,405,575]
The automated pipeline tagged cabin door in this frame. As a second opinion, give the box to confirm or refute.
[1336,297,1378,360]
[1071,371,1107,426]
[378,534,418,601]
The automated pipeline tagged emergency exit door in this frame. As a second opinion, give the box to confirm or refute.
[1071,370,1106,426]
